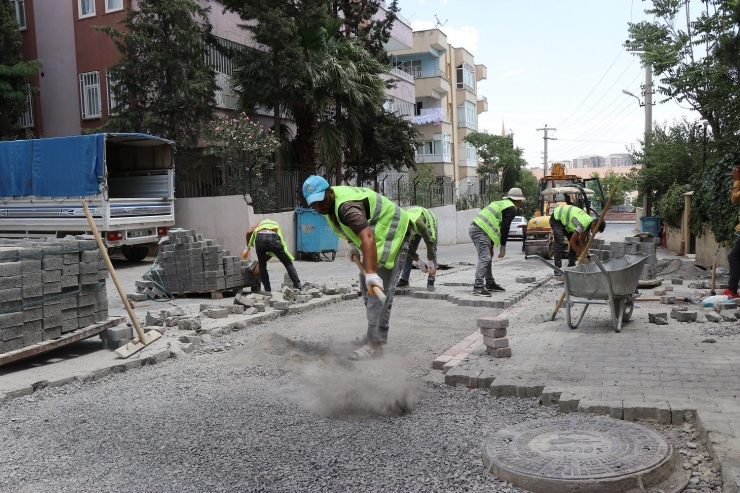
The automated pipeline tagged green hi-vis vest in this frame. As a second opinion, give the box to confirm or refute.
[553,205,593,233]
[472,198,515,246]
[406,207,437,242]
[247,219,295,261]
[325,186,409,269]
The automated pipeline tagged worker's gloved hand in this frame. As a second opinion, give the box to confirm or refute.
[414,258,430,273]
[498,245,506,259]
[427,259,437,276]
[348,244,361,263]
[365,273,384,294]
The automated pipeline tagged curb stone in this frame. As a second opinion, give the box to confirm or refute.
[0,293,349,406]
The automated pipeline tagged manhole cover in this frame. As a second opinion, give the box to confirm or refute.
[483,415,686,493]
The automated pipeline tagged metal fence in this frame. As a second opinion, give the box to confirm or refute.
[175,152,457,213]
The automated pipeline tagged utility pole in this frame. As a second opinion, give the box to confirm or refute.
[536,124,557,176]
[626,43,654,214]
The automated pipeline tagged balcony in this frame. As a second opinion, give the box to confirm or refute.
[215,72,237,110]
[413,107,451,126]
[414,71,451,99]
[475,64,487,81]
[413,29,448,52]
[477,96,488,114]
[377,1,413,50]
[390,67,414,83]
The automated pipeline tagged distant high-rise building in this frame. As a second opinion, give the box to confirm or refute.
[606,153,633,167]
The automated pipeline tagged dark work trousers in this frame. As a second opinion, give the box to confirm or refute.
[521,226,527,252]
[729,233,740,293]
[550,217,576,275]
[255,232,301,292]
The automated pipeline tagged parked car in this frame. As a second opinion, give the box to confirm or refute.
[508,216,527,239]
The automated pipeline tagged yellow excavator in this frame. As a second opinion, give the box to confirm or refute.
[523,163,605,259]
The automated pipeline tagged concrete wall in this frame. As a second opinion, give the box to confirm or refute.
[695,229,732,269]
[665,225,684,255]
[174,197,479,262]
[635,206,644,231]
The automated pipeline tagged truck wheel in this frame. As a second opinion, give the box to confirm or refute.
[547,238,555,259]
[121,245,150,262]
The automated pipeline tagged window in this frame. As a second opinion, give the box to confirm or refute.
[11,0,26,29]
[106,70,127,114]
[80,71,102,119]
[457,101,477,130]
[106,0,123,12]
[466,143,477,165]
[395,59,421,77]
[417,133,451,162]
[456,62,475,90]
[78,0,95,18]
[18,84,33,128]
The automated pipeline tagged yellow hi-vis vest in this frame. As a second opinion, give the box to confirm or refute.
[553,205,593,233]
[247,219,295,261]
[325,186,409,269]
[472,198,515,246]
[405,207,437,242]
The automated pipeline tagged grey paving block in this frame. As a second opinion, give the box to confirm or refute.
[578,399,623,419]
[489,377,519,397]
[558,392,582,413]
[675,311,697,322]
[480,327,506,338]
[444,365,482,387]
[483,336,509,348]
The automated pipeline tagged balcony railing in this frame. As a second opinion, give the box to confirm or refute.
[414,107,450,125]
[378,1,412,26]
[390,67,414,83]
[478,95,488,102]
[413,69,449,81]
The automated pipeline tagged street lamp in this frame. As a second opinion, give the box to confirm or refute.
[621,89,644,107]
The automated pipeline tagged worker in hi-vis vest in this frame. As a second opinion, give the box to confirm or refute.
[549,205,606,278]
[302,175,409,361]
[397,206,438,291]
[245,219,301,292]
[469,188,524,297]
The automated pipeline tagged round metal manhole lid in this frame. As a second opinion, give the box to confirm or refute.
[483,415,676,493]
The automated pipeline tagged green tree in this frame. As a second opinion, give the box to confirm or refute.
[0,1,41,138]
[94,0,218,149]
[332,0,400,59]
[627,0,740,150]
[220,0,327,172]
[464,132,527,192]
[343,108,420,190]
[627,119,703,204]
[515,168,539,218]
[592,170,631,206]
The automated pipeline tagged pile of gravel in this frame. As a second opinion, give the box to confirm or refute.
[0,340,557,492]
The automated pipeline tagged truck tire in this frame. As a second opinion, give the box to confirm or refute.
[121,245,150,262]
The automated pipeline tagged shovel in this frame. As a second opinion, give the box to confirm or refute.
[81,200,161,358]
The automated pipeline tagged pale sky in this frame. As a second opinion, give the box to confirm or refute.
[396,0,703,168]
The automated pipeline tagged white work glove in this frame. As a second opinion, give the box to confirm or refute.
[498,245,506,259]
[427,260,437,276]
[365,273,384,294]
[414,258,430,273]
[348,244,361,263]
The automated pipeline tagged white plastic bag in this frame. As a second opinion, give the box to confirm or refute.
[702,295,728,307]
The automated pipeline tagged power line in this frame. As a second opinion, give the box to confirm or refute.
[555,47,625,128]
[551,106,642,159]
[551,103,639,157]
[558,58,638,131]
[554,98,634,154]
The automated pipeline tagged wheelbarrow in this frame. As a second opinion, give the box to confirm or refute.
[527,253,649,332]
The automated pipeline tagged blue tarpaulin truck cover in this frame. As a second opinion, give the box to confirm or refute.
[0,133,173,198]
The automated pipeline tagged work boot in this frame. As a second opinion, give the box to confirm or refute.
[396,279,410,289]
[471,287,492,297]
[486,282,505,292]
[427,282,436,292]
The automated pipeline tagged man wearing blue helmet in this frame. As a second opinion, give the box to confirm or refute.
[302,175,410,361]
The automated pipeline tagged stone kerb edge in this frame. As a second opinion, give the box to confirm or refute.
[0,293,350,407]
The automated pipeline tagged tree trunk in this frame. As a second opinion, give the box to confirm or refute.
[293,102,317,175]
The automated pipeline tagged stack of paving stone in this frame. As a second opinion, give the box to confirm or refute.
[477,316,511,358]
[588,236,658,279]
[0,237,109,355]
[135,229,259,297]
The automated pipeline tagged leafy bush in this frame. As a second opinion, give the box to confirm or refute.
[689,150,740,243]
[655,182,691,228]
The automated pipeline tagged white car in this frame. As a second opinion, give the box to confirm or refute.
[508,216,528,239]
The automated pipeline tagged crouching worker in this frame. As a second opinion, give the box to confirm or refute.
[549,205,606,278]
[397,206,438,291]
[302,175,410,361]
[245,219,301,292]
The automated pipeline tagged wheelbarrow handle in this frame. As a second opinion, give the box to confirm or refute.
[526,255,564,276]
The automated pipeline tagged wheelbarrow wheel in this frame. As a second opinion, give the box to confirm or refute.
[622,299,634,322]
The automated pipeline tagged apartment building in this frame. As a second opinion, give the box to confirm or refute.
[12,0,415,142]
[389,28,487,196]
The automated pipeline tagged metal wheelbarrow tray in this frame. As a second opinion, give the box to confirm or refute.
[528,253,649,332]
